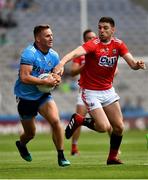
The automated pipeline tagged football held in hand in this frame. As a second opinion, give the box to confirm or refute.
[37,73,60,93]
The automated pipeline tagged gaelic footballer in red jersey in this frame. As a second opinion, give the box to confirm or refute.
[53,17,146,165]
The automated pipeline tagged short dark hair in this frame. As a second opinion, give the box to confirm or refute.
[33,24,50,37]
[83,29,93,41]
[99,17,115,27]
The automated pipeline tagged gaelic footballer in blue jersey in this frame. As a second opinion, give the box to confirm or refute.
[14,24,70,167]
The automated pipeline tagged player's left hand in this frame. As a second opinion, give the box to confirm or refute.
[136,60,146,70]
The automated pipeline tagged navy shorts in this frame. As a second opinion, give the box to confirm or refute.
[17,93,53,120]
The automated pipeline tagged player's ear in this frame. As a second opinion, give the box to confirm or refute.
[111,27,115,34]
[35,34,40,43]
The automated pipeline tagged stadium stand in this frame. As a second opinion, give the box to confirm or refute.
[0,0,148,118]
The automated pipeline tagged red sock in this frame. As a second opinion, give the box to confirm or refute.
[71,144,79,155]
[72,144,78,151]
[108,149,118,160]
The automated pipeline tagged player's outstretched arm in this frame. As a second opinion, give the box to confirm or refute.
[123,53,146,70]
[53,46,86,74]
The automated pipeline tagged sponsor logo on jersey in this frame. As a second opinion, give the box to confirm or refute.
[99,56,117,67]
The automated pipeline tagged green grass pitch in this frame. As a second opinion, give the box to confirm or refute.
[0,130,148,179]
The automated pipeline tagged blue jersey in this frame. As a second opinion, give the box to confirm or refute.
[14,44,60,100]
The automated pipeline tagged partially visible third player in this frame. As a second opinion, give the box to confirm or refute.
[70,29,96,155]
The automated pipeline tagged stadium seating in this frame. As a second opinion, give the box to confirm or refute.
[0,0,148,115]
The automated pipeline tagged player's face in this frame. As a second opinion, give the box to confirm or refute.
[38,28,53,49]
[98,22,115,42]
[84,32,96,42]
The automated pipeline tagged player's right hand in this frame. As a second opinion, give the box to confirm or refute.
[42,74,57,87]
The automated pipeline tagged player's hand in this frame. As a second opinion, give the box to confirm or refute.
[136,60,146,70]
[42,74,58,87]
[52,73,61,86]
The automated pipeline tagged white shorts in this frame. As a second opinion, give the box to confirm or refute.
[82,87,120,112]
[76,88,85,106]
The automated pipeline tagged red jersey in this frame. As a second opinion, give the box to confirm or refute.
[79,37,129,90]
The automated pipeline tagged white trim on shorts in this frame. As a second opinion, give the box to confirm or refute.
[76,88,85,106]
[82,87,120,112]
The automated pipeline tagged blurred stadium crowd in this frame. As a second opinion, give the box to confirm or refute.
[0,0,148,124]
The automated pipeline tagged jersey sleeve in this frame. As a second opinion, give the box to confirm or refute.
[72,56,85,65]
[20,49,35,65]
[119,41,129,57]
[82,38,98,53]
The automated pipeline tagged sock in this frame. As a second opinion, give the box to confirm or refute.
[83,117,95,130]
[108,133,123,160]
[72,140,77,145]
[19,141,26,147]
[58,150,65,160]
[72,144,78,152]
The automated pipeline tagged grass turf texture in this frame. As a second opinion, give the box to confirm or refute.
[0,130,148,179]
